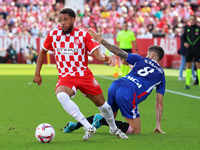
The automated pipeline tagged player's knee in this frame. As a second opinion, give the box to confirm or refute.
[132,128,141,134]
[98,101,110,112]
[57,92,70,104]
[89,94,105,106]
[130,125,141,134]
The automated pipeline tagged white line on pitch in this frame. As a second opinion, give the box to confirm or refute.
[165,89,200,99]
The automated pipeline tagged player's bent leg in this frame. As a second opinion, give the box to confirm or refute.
[64,114,131,135]
[86,93,105,106]
[57,92,91,129]
[91,112,133,134]
[125,117,141,134]
[92,114,103,129]
[113,111,118,118]
[63,115,95,133]
[87,94,117,130]
[63,122,77,133]
[57,87,95,140]
[97,101,118,131]
[87,94,128,138]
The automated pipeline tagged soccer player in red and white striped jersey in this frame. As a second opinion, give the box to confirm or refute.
[33,8,128,141]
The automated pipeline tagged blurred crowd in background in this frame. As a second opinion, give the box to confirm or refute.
[0,0,200,38]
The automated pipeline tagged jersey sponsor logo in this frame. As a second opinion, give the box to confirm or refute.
[92,78,99,87]
[56,48,78,54]
[127,76,142,88]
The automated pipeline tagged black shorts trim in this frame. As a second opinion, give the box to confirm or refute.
[186,50,200,62]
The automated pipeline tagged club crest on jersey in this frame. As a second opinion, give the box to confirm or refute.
[92,78,99,87]
[75,39,81,45]
[195,28,199,35]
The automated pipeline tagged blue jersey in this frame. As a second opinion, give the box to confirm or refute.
[122,53,165,104]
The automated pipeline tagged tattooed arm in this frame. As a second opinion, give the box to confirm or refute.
[88,28,128,59]
[100,39,128,59]
[154,93,165,133]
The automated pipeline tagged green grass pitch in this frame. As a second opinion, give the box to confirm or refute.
[0,64,199,150]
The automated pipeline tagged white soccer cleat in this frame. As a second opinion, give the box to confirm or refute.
[109,128,129,139]
[82,126,97,141]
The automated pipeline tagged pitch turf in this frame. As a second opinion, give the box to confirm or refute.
[0,64,199,150]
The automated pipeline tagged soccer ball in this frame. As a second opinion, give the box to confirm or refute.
[35,123,55,143]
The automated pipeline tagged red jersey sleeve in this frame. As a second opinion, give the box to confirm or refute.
[43,33,53,51]
[85,32,100,54]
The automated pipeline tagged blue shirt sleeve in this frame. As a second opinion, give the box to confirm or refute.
[126,53,143,65]
[156,75,165,96]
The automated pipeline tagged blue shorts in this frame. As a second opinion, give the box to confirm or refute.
[107,79,140,119]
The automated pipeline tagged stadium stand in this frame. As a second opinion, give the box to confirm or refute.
[0,0,200,38]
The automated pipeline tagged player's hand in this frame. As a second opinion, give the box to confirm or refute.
[104,55,113,65]
[33,74,42,86]
[154,127,166,134]
[88,28,103,43]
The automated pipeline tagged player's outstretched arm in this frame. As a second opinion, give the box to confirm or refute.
[154,93,166,134]
[33,48,47,86]
[92,49,112,64]
[88,28,128,60]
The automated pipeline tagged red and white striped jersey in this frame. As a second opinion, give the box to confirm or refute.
[43,27,100,77]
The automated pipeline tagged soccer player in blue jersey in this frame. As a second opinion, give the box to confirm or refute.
[63,29,166,135]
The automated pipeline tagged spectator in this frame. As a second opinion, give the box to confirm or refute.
[178,33,187,81]
[30,23,40,37]
[116,21,138,77]
[24,45,38,64]
[0,0,199,42]
[3,44,17,64]
[165,29,175,38]
[0,47,6,63]
[152,27,165,37]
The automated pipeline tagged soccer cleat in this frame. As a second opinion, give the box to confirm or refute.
[184,85,190,90]
[82,126,97,141]
[109,128,129,139]
[92,114,103,129]
[63,122,77,133]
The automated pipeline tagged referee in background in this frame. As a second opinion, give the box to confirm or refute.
[116,21,138,77]
[182,15,200,89]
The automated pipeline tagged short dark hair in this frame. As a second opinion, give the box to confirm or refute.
[148,45,164,61]
[60,8,76,18]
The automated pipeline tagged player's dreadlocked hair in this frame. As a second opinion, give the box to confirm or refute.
[59,8,76,19]
[148,45,164,61]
